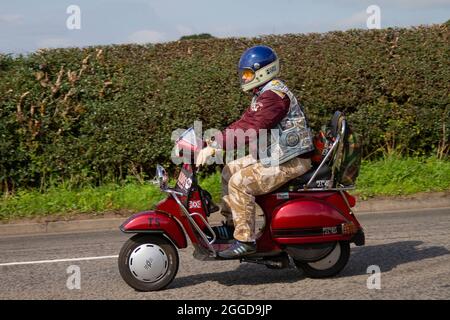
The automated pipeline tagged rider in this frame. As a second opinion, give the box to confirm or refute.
[196,45,313,258]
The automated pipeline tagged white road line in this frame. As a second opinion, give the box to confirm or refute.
[0,255,119,267]
[357,206,450,215]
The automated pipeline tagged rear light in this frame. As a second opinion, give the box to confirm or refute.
[341,222,358,235]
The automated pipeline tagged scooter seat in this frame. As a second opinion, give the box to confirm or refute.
[277,164,333,191]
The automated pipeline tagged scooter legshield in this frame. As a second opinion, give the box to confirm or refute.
[271,199,356,245]
[120,210,187,248]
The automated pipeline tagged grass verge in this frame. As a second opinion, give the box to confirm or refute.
[356,156,450,198]
[1,156,449,221]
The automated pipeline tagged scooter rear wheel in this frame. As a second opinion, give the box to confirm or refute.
[118,234,179,291]
[293,241,350,278]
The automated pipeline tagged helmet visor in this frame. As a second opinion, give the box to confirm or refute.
[239,68,255,85]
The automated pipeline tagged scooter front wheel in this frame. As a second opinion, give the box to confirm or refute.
[118,234,179,291]
[293,241,350,278]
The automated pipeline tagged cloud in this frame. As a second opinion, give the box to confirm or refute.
[335,10,368,29]
[128,30,165,44]
[339,0,450,9]
[37,37,72,49]
[386,0,450,7]
[176,25,193,36]
[0,14,24,25]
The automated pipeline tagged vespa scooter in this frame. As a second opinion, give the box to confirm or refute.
[118,112,365,291]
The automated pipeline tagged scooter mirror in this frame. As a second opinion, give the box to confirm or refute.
[176,127,202,153]
[155,164,168,190]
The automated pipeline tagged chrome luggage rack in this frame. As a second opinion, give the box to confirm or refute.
[302,117,348,190]
[299,117,356,214]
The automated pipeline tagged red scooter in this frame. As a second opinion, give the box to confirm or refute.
[118,112,365,291]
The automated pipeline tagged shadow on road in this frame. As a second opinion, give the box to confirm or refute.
[170,263,305,289]
[342,240,450,277]
[170,241,449,289]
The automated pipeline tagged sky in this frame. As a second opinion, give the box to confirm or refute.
[1,0,449,54]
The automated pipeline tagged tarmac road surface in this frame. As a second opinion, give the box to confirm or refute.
[0,207,449,300]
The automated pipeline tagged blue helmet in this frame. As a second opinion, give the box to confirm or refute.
[238,45,280,92]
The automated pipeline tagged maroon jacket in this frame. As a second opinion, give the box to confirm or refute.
[219,90,290,150]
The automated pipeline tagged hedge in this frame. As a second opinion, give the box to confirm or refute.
[0,24,449,192]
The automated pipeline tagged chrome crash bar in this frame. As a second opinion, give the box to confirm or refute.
[165,188,217,257]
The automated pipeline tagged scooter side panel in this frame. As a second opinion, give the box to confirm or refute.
[120,210,187,248]
[270,199,353,245]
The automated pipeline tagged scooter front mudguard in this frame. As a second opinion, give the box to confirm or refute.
[120,210,187,248]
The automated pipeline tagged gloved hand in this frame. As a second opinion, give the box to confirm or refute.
[196,146,216,167]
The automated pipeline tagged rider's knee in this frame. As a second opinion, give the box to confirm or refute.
[221,165,233,182]
[228,171,243,192]
[229,170,258,195]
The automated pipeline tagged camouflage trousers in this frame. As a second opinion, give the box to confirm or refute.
[221,155,311,242]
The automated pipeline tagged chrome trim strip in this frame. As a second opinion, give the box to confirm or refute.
[297,186,355,191]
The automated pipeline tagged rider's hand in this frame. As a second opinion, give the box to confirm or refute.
[196,146,216,167]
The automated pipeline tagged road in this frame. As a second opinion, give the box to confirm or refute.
[0,207,449,299]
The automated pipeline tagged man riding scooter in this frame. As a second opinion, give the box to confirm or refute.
[196,45,314,258]
[118,46,364,291]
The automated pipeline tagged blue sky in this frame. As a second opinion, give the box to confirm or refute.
[1,0,449,54]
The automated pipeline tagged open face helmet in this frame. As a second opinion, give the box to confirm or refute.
[238,45,280,92]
